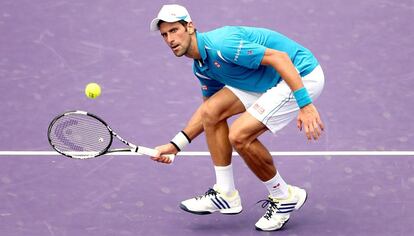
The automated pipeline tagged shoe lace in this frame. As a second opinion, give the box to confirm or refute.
[256,198,279,220]
[195,188,219,200]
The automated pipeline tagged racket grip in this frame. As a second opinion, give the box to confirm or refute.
[137,146,175,162]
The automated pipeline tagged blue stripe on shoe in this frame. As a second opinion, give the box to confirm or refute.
[277,206,295,213]
[280,203,297,206]
[277,209,294,213]
[278,208,294,211]
[211,198,223,209]
[219,197,231,209]
[214,196,227,209]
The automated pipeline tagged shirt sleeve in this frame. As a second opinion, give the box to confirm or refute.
[219,34,266,69]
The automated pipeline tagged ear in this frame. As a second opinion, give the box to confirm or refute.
[187,22,195,34]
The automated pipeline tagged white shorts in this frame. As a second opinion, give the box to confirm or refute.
[227,65,325,133]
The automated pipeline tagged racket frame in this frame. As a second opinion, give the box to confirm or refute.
[48,110,169,160]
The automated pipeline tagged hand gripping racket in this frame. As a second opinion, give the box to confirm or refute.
[47,110,175,161]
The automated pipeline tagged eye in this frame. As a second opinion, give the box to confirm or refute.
[170,28,178,33]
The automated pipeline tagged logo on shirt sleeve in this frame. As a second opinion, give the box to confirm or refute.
[233,40,244,62]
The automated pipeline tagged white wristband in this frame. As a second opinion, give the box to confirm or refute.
[170,131,191,151]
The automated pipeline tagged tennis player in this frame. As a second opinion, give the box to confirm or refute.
[150,4,325,231]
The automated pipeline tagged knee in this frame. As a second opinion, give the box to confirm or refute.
[229,128,248,151]
[200,102,222,126]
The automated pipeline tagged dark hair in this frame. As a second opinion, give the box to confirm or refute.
[157,20,195,31]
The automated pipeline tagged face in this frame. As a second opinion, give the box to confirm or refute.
[159,21,192,57]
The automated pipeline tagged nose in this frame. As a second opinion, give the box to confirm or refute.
[166,33,175,45]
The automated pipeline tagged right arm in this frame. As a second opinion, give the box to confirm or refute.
[181,96,208,141]
[151,97,208,164]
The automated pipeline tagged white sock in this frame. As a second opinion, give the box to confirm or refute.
[214,164,236,194]
[263,171,289,199]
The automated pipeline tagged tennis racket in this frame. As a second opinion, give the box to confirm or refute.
[47,110,175,161]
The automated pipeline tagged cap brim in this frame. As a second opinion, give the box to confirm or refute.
[150,17,178,31]
[150,17,190,31]
[150,18,161,31]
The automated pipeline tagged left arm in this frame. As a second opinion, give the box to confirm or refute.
[260,48,324,140]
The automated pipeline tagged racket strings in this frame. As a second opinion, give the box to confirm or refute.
[49,113,111,158]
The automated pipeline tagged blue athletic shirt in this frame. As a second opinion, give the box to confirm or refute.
[193,26,319,97]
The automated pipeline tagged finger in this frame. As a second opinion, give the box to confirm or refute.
[151,156,172,164]
[161,157,172,164]
[151,156,160,162]
[304,123,311,140]
[297,118,302,131]
[318,117,325,131]
[313,120,321,140]
[151,156,165,161]
[160,155,172,163]
[308,122,317,140]
[162,154,175,162]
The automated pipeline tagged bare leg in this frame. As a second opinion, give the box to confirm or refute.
[201,88,245,166]
[229,112,276,181]
[204,120,233,166]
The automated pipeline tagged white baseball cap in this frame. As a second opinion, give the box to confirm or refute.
[150,4,192,31]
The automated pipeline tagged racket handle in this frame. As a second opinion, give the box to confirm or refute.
[137,146,175,162]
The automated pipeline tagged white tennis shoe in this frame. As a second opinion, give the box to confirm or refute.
[255,185,308,231]
[179,185,243,215]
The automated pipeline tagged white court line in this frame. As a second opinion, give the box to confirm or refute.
[0,151,413,156]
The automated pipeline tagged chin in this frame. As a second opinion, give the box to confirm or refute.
[173,51,185,57]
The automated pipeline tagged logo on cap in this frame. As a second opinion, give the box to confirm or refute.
[176,15,188,20]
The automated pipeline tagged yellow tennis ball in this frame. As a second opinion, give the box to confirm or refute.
[85,83,101,99]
